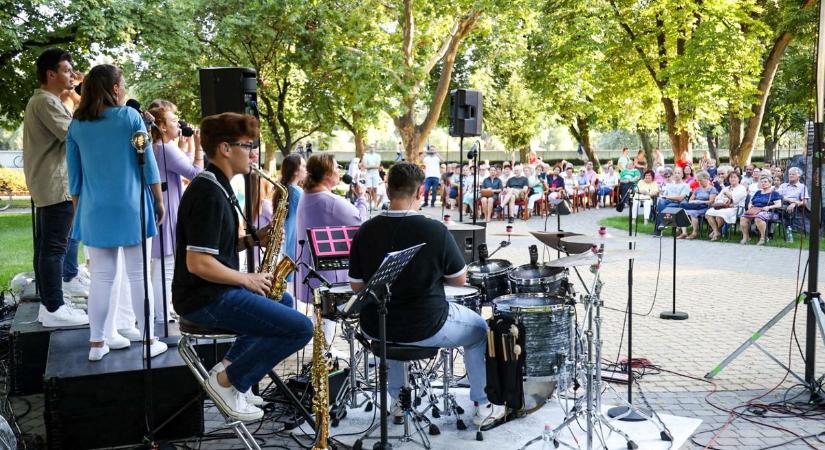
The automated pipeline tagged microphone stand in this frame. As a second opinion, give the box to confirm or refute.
[472,141,480,224]
[459,136,465,222]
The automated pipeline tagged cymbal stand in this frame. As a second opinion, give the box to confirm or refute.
[331,317,375,422]
[540,254,638,450]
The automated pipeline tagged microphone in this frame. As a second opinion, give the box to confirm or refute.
[342,174,353,185]
[298,261,332,288]
[478,243,488,265]
[126,99,157,129]
[467,141,480,160]
[131,131,151,165]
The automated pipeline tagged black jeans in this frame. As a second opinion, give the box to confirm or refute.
[34,201,73,312]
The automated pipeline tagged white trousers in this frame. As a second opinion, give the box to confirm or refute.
[632,197,653,220]
[87,244,154,342]
[151,255,175,321]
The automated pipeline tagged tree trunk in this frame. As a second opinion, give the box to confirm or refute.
[637,129,653,165]
[764,137,777,165]
[705,129,718,161]
[728,112,744,166]
[662,97,691,162]
[519,145,529,164]
[570,115,600,171]
[341,112,366,159]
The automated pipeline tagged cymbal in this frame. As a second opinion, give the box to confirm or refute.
[544,248,645,268]
[490,232,531,237]
[529,231,593,254]
[561,233,638,245]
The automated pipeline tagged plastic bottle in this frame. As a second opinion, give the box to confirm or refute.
[541,424,553,449]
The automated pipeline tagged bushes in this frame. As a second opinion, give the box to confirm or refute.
[0,168,28,193]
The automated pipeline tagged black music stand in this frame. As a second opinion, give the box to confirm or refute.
[346,243,425,450]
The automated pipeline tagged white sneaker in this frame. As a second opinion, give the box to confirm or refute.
[89,344,110,361]
[472,403,507,427]
[62,278,89,298]
[204,368,264,421]
[106,332,131,350]
[209,362,264,406]
[142,340,168,358]
[118,327,142,342]
[38,304,89,327]
[77,270,91,286]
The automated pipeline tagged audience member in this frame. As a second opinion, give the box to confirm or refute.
[634,149,648,171]
[421,145,441,208]
[654,167,690,237]
[681,171,717,239]
[480,166,503,221]
[777,167,808,238]
[740,176,782,245]
[501,165,529,222]
[617,147,631,170]
[633,170,659,224]
[705,171,747,241]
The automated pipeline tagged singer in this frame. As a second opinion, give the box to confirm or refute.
[172,113,312,421]
[66,64,167,361]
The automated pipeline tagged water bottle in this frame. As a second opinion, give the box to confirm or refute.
[541,424,553,449]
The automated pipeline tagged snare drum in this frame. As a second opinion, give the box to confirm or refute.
[509,264,570,296]
[467,259,512,302]
[444,285,481,314]
[319,283,356,320]
[492,293,573,381]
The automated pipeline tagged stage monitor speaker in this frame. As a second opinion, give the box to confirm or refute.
[657,207,690,228]
[449,89,483,137]
[199,67,259,119]
[446,221,487,264]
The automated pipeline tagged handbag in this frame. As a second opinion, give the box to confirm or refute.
[679,201,706,210]
[744,206,762,216]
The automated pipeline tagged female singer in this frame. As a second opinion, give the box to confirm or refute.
[148,105,204,321]
[66,64,167,361]
[280,154,306,286]
[295,154,367,345]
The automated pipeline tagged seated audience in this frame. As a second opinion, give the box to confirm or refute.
[740,175,782,245]
[633,170,659,224]
[705,171,747,241]
[681,171,717,239]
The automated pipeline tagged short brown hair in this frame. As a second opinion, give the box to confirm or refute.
[199,113,259,158]
[304,154,337,191]
[387,162,424,199]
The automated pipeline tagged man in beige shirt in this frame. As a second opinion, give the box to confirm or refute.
[23,48,88,327]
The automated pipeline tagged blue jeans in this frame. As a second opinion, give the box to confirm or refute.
[182,289,313,393]
[34,201,73,312]
[423,177,440,206]
[368,302,489,404]
[63,238,80,282]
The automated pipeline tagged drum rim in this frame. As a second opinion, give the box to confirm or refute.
[467,259,513,277]
[444,285,480,299]
[492,293,570,312]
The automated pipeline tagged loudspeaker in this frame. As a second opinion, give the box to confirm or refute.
[449,89,483,137]
[446,222,487,264]
[199,67,259,118]
[657,207,690,228]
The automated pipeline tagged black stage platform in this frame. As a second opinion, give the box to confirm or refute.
[44,328,204,449]
[10,302,87,395]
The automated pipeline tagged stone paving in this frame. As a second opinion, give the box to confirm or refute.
[9,206,825,449]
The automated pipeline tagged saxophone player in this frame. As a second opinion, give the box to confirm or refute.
[172,112,312,421]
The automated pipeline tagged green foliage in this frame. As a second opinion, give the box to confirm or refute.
[760,38,813,143]
[0,214,35,290]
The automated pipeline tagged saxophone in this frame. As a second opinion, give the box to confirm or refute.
[251,167,296,300]
[311,288,330,450]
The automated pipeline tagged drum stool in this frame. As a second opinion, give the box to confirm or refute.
[178,318,260,450]
[354,343,441,450]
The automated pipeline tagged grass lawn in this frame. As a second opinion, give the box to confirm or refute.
[11,198,32,209]
[0,213,35,290]
[599,215,822,250]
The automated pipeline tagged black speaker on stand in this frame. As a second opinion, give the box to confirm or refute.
[449,89,483,223]
[198,67,260,273]
[656,207,690,320]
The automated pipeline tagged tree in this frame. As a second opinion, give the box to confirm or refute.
[607,0,770,162]
[131,0,336,159]
[729,0,816,166]
[0,0,142,128]
[483,72,542,163]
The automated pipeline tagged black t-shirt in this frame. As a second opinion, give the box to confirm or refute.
[507,176,529,189]
[172,165,241,316]
[349,212,467,342]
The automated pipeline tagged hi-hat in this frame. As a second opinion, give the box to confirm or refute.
[561,233,638,245]
[544,252,599,268]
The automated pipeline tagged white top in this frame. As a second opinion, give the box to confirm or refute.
[348,158,360,178]
[423,154,441,178]
[363,153,381,172]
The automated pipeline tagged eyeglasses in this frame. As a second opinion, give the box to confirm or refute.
[229,141,259,152]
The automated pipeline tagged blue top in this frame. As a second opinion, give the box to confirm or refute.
[67,106,161,248]
[284,184,303,261]
[750,190,782,208]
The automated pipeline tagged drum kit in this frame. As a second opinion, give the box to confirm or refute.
[313,230,671,450]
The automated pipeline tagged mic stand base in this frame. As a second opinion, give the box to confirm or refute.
[659,311,689,320]
[607,405,651,422]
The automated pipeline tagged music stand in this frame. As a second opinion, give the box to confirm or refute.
[345,243,425,450]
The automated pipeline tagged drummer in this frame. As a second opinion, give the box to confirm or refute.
[349,162,507,427]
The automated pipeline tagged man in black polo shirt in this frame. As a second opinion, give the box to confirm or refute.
[172,112,312,422]
[348,162,505,427]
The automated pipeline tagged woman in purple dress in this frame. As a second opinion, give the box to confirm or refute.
[149,105,203,320]
[295,153,367,344]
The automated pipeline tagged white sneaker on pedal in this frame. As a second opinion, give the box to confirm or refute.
[88,344,110,361]
[38,304,89,327]
[62,278,89,298]
[209,362,264,406]
[472,403,507,427]
[204,369,263,421]
[118,327,142,342]
[106,332,131,350]
[142,340,168,358]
